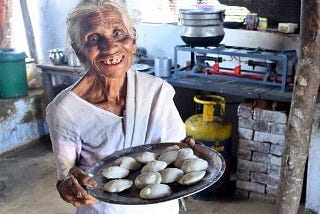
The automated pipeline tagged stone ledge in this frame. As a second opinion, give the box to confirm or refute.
[0,89,48,155]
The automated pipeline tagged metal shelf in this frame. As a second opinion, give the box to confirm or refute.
[173,45,297,92]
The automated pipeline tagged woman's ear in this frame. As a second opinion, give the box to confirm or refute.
[132,28,137,44]
[71,42,86,63]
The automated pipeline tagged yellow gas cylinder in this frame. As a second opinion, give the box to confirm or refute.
[185,94,233,199]
[185,95,232,159]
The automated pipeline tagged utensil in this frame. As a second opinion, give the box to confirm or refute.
[154,57,172,77]
[49,48,65,65]
[257,17,268,31]
[245,13,259,30]
[86,142,225,205]
[179,8,225,47]
[132,63,150,71]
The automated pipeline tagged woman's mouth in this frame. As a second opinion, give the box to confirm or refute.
[100,55,125,65]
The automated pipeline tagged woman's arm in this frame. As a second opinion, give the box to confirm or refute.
[46,102,96,206]
[46,102,80,179]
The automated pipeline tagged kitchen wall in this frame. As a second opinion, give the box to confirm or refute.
[13,0,79,62]
[20,0,300,64]
[135,23,299,67]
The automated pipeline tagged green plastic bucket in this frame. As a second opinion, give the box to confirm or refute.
[0,48,28,98]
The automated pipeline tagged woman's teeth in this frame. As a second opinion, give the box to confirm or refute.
[102,55,124,65]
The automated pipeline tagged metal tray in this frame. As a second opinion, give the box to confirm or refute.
[86,142,225,205]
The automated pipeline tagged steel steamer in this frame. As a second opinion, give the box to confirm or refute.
[179,8,225,47]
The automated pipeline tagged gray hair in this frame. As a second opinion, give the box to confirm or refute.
[67,0,136,64]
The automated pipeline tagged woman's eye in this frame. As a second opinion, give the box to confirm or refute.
[114,30,125,40]
[87,34,99,45]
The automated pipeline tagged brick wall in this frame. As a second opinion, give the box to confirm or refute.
[220,0,301,27]
[236,100,290,203]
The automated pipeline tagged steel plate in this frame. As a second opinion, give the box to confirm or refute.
[86,142,225,205]
[132,63,150,71]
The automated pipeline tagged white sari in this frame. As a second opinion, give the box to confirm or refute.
[46,69,186,214]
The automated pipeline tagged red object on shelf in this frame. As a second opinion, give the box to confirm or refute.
[233,65,241,75]
[212,62,220,73]
[209,67,292,83]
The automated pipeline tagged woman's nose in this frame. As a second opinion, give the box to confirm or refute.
[98,37,116,52]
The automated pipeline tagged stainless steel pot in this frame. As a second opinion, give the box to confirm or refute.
[154,57,172,77]
[179,8,225,47]
[49,49,65,65]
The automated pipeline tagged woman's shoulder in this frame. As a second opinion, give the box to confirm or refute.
[46,86,77,111]
[132,70,173,89]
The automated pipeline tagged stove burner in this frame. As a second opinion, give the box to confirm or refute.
[173,45,297,91]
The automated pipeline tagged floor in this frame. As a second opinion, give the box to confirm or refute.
[0,138,304,214]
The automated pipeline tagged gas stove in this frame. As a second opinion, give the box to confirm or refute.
[173,45,297,91]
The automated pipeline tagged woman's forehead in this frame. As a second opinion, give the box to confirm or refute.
[85,8,126,30]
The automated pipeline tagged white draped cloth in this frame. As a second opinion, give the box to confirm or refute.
[46,69,186,214]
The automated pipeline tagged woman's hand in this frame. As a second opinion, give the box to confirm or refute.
[56,167,97,207]
[180,136,196,148]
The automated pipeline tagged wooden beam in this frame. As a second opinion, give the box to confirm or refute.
[276,0,320,213]
[20,0,38,63]
[0,0,9,47]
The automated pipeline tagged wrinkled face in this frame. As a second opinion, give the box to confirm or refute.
[82,8,136,78]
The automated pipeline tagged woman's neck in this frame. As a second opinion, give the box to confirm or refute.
[72,71,127,115]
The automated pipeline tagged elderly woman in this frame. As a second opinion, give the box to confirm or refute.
[46,0,187,213]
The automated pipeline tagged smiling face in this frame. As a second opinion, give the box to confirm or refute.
[81,7,137,78]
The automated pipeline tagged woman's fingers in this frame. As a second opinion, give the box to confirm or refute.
[180,136,196,148]
[72,195,96,207]
[79,174,97,187]
[58,174,97,206]
[69,174,95,201]
[70,167,97,188]
[68,183,97,207]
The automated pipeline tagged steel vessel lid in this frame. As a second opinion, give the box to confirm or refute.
[179,8,225,15]
[0,48,27,62]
